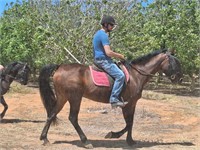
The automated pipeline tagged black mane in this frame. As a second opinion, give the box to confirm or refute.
[4,61,18,74]
[131,49,167,64]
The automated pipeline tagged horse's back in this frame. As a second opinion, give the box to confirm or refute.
[54,63,88,78]
[53,63,111,103]
[53,63,89,89]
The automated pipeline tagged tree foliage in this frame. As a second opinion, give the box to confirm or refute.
[0,0,199,81]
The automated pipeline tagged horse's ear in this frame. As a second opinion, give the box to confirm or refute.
[167,48,176,56]
[161,48,168,53]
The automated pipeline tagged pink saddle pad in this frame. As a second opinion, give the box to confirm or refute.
[89,65,129,87]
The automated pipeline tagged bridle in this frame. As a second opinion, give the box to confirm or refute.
[0,63,28,95]
[5,74,16,80]
[17,63,28,76]
[1,63,28,82]
[15,63,28,82]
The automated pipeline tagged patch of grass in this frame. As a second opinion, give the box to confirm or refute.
[142,90,174,101]
[8,82,35,94]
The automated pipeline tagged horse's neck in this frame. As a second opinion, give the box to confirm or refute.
[0,65,17,94]
[2,69,16,84]
[0,75,13,95]
[141,53,166,74]
[133,53,166,86]
[6,64,20,82]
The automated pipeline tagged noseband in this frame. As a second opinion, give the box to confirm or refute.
[165,55,182,81]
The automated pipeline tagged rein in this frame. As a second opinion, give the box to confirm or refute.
[129,64,158,77]
[6,74,16,79]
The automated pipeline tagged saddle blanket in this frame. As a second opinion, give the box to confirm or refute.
[89,65,129,87]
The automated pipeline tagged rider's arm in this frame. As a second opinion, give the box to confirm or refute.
[104,45,125,60]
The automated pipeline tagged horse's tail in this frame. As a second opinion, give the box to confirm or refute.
[39,64,59,123]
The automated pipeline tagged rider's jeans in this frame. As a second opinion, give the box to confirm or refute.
[95,59,125,103]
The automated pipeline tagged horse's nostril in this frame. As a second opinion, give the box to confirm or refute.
[171,75,175,80]
[179,78,183,83]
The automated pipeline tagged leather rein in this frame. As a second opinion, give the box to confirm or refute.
[129,64,158,77]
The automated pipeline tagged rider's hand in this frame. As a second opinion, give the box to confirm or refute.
[119,54,125,61]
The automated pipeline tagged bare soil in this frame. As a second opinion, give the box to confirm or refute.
[0,82,199,150]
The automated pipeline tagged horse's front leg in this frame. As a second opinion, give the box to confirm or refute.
[105,126,127,139]
[0,96,8,121]
[105,104,137,146]
[68,100,93,149]
[123,105,137,146]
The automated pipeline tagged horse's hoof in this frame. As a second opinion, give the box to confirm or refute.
[84,141,93,149]
[42,139,50,146]
[105,132,112,139]
[0,116,4,123]
[127,139,137,146]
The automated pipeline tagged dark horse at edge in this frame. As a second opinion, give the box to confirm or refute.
[0,62,30,121]
[39,49,183,148]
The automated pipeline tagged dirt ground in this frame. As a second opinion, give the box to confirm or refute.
[0,82,199,150]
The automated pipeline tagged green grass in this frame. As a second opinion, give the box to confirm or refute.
[8,82,36,94]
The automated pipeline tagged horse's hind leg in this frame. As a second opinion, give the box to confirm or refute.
[68,97,93,149]
[40,111,57,145]
[0,96,8,121]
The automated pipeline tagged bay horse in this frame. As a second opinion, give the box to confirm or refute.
[0,61,30,121]
[39,49,183,148]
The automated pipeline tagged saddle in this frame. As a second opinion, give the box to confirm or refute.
[89,62,129,87]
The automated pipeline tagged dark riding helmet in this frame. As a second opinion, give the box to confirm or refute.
[100,15,117,26]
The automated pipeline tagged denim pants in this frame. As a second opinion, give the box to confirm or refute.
[95,59,125,103]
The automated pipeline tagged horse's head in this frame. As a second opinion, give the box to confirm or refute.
[161,54,183,84]
[15,63,31,85]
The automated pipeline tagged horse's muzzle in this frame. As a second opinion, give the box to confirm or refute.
[170,74,183,84]
[170,75,176,80]
[179,78,183,83]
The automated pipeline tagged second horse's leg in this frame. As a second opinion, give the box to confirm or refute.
[0,96,8,121]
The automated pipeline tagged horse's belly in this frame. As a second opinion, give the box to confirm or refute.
[83,88,111,103]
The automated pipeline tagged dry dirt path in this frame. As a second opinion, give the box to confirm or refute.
[0,84,199,150]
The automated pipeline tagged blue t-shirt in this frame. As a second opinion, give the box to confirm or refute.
[93,30,111,60]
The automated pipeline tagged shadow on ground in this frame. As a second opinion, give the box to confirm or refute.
[0,118,45,124]
[53,139,195,149]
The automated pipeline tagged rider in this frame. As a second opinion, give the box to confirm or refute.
[92,15,128,108]
[0,65,4,71]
